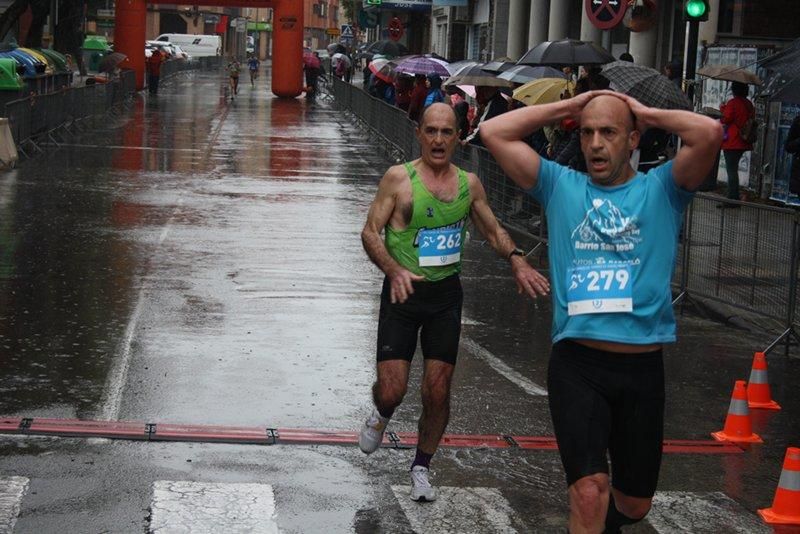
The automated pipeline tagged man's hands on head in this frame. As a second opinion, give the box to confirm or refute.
[387,267,425,304]
[510,256,550,299]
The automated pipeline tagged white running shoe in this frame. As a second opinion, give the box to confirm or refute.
[410,466,437,502]
[358,409,389,454]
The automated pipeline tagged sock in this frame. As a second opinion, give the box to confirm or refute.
[411,448,433,470]
[604,494,642,534]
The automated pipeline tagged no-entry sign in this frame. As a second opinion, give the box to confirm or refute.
[388,17,404,41]
[585,0,629,30]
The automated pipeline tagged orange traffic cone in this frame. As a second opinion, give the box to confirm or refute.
[747,352,781,410]
[711,380,763,443]
[758,447,800,525]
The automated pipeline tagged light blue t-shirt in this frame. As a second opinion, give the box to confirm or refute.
[529,159,693,345]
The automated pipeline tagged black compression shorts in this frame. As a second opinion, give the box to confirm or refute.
[547,339,665,498]
[376,274,463,365]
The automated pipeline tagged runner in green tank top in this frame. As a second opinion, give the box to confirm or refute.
[358,103,551,502]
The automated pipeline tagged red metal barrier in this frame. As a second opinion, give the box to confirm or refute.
[0,417,744,454]
[152,423,274,445]
[26,418,148,440]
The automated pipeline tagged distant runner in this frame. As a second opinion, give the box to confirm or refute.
[481,91,722,533]
[358,103,550,502]
[247,55,260,87]
[227,59,241,98]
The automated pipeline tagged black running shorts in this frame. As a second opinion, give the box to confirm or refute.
[547,339,665,498]
[376,274,463,364]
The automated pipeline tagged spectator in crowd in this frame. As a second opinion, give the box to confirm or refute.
[663,61,682,88]
[146,48,165,95]
[408,74,428,123]
[719,81,755,203]
[363,61,372,92]
[424,73,446,108]
[447,86,470,140]
[395,75,414,112]
[619,52,634,63]
[786,114,800,195]
[465,86,510,147]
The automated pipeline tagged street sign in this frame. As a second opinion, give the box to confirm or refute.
[341,25,354,39]
[326,28,341,36]
[585,0,629,30]
[388,17,404,41]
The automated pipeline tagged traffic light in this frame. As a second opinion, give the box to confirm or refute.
[683,0,709,21]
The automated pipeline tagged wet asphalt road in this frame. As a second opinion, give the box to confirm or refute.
[0,65,798,533]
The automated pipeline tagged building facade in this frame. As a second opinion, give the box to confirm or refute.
[304,0,341,51]
[428,0,800,70]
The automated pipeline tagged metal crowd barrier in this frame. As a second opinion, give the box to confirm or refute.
[0,58,219,157]
[330,76,800,354]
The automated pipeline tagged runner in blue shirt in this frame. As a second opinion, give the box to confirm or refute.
[481,91,722,534]
[247,55,260,87]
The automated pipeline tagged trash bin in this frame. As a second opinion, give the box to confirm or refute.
[0,58,23,90]
[82,36,110,73]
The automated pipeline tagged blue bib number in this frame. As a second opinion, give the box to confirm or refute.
[567,264,633,315]
[418,228,462,267]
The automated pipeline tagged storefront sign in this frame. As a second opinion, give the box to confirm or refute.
[366,0,432,12]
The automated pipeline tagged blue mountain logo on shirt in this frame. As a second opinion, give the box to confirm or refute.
[571,198,642,245]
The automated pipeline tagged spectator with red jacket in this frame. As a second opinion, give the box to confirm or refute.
[407,74,428,123]
[720,81,755,202]
[146,49,165,95]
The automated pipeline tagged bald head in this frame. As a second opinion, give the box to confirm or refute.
[420,102,457,129]
[583,95,636,133]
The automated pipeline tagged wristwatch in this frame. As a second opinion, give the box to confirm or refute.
[508,248,525,260]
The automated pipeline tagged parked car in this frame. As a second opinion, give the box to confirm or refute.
[171,44,191,60]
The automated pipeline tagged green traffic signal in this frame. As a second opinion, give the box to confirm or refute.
[684,0,709,21]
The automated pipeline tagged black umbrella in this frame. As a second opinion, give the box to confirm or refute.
[366,40,409,58]
[443,63,513,88]
[327,43,347,55]
[517,39,615,67]
[601,60,691,110]
[481,58,515,74]
[498,65,566,85]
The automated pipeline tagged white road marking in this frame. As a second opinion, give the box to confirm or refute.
[99,199,183,421]
[0,476,28,533]
[648,491,770,533]
[392,486,520,533]
[149,481,279,533]
[461,336,547,396]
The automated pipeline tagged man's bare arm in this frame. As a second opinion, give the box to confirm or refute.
[480,91,600,190]
[616,94,724,191]
[361,166,424,303]
[467,175,550,298]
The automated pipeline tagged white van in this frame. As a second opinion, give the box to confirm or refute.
[154,34,221,58]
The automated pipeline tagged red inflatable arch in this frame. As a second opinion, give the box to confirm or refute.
[115,0,304,98]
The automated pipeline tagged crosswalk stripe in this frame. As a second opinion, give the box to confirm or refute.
[391,486,520,533]
[0,476,28,533]
[149,481,279,533]
[648,491,770,533]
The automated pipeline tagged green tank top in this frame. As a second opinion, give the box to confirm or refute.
[385,162,471,281]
